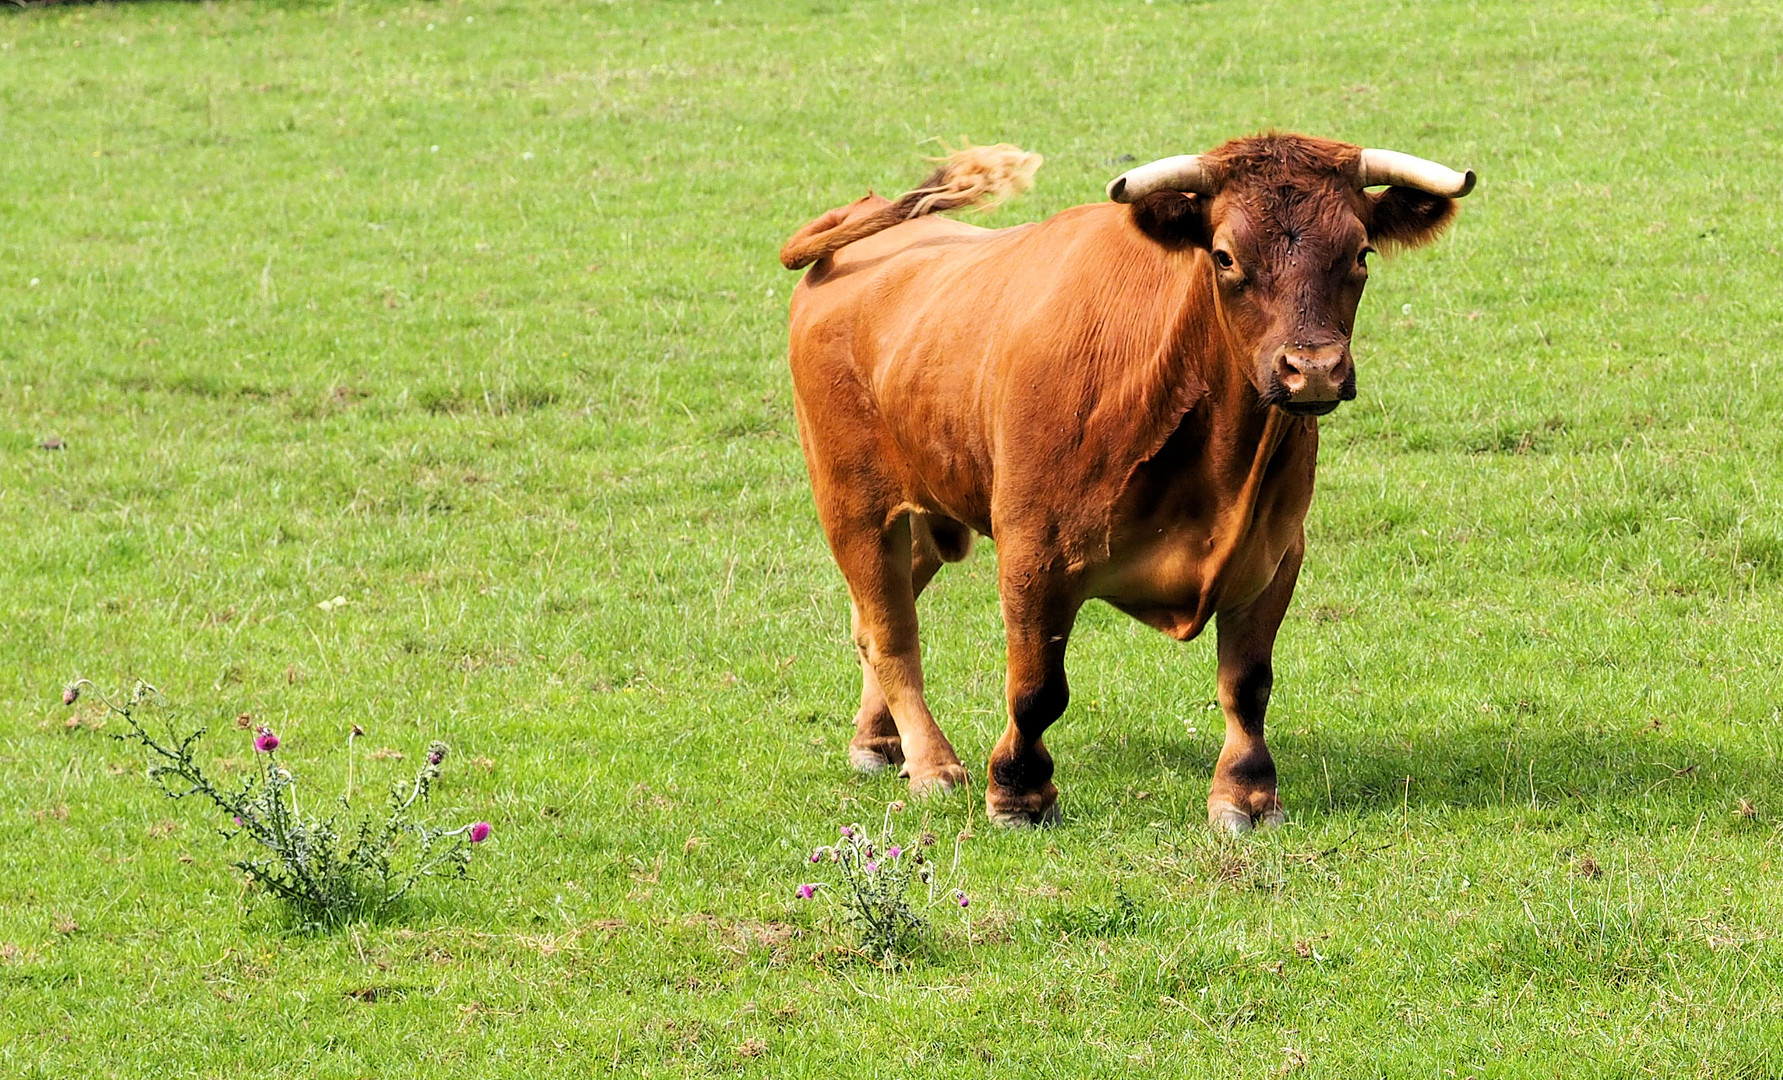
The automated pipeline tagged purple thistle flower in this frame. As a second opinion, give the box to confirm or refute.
[233,815,243,826]
[955,891,970,908]
[253,728,279,753]
[887,846,902,860]
[426,742,447,766]
[62,683,81,707]
[468,821,492,844]
[796,883,816,900]
[838,825,853,838]
[809,850,822,863]
[864,860,879,874]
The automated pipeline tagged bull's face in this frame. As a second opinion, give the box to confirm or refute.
[1203,186,1370,416]
[1111,135,1474,416]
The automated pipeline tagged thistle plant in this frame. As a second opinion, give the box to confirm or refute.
[66,679,491,927]
[794,809,971,960]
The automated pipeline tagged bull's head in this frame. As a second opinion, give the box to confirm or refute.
[1108,135,1474,416]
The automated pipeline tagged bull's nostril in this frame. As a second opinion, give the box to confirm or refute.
[1274,354,1308,393]
[1275,349,1348,402]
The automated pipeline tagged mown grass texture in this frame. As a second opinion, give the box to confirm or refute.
[3,0,1783,1076]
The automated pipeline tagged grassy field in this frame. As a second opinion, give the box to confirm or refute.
[4,0,1783,1075]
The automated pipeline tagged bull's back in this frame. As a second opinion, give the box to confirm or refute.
[786,218,1006,526]
[789,215,1007,334]
[786,203,1169,527]
[789,207,1122,405]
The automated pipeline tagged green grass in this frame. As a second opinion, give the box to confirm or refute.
[4,0,1783,1075]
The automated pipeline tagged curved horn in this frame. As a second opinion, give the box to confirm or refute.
[1356,149,1476,198]
[1106,154,1215,203]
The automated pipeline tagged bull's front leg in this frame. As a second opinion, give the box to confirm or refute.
[986,559,1082,828]
[1207,535,1304,834]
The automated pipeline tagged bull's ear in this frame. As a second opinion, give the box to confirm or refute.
[1130,190,1211,250]
[1367,187,1459,251]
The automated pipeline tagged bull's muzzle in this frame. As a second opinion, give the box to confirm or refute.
[1271,346,1355,415]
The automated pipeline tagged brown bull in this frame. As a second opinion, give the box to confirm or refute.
[781,133,1474,831]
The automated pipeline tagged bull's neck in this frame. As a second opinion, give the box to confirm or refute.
[1164,248,1289,477]
[1161,252,1297,626]
[1090,214,1300,510]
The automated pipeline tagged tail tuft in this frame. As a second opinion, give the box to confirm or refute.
[780,142,1042,270]
[907,142,1043,217]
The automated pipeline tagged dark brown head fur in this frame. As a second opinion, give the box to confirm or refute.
[1130,132,1460,414]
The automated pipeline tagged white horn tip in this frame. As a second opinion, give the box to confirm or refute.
[1359,149,1477,198]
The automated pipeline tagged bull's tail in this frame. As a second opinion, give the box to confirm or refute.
[779,143,1042,271]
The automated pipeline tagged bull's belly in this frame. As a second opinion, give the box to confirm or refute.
[1091,531,1289,641]
[881,422,996,533]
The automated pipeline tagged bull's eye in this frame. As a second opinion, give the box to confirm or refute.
[1212,250,1236,271]
[1356,246,1374,269]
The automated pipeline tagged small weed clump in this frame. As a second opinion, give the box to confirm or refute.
[795,811,969,960]
[67,679,491,927]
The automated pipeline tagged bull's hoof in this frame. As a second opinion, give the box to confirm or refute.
[1211,806,1254,835]
[848,746,895,773]
[848,736,904,774]
[1208,802,1287,835]
[986,800,1062,829]
[903,762,968,796]
[985,782,1060,829]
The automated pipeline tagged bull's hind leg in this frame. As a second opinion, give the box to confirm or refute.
[847,662,904,773]
[1207,535,1304,834]
[832,513,969,795]
[848,514,971,773]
